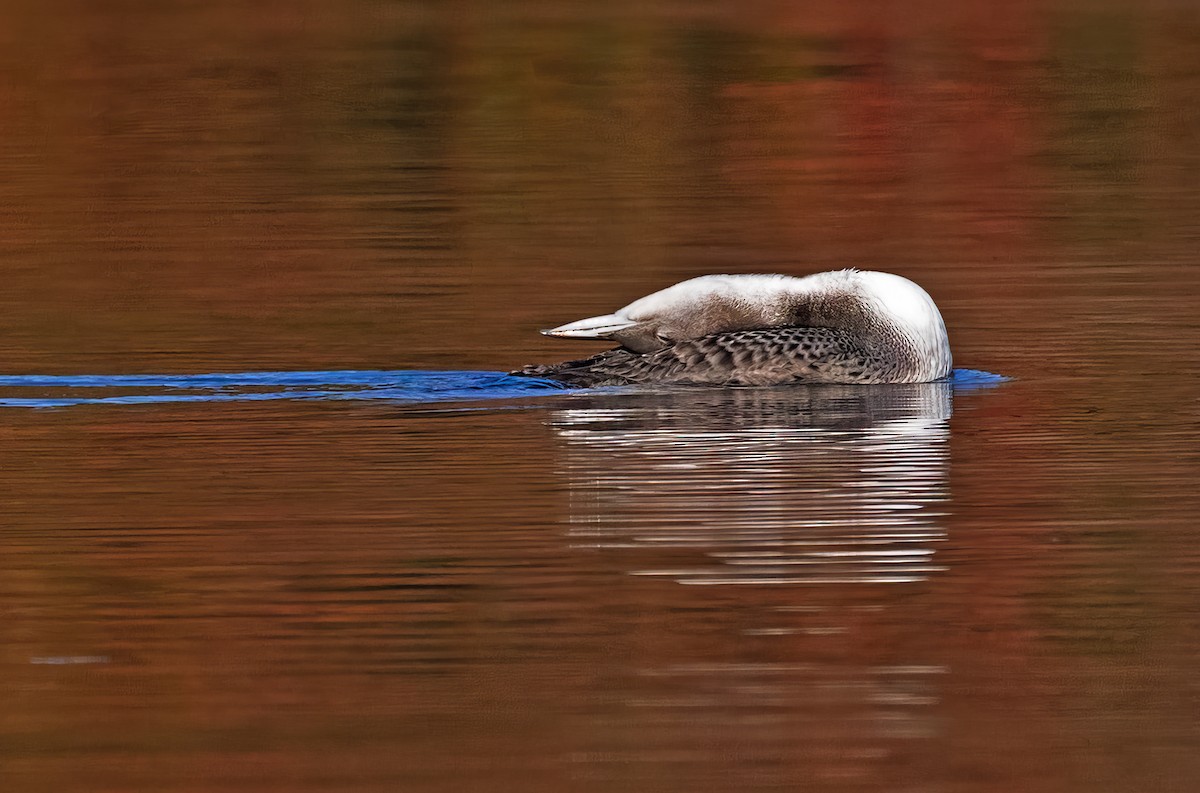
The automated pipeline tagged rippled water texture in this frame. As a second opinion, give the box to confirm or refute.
[2,2,1199,792]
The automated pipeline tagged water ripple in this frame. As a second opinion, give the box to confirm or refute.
[549,383,956,586]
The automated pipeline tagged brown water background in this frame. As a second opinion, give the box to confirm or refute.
[2,1,1200,791]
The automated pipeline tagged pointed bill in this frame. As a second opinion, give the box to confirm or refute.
[541,314,639,340]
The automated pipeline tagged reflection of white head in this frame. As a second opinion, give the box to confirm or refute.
[542,270,953,382]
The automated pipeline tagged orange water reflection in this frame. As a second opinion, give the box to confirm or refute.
[2,1,1200,791]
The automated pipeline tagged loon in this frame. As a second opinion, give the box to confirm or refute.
[512,270,952,387]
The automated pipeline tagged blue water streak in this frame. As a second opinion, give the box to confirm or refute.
[0,370,570,409]
[0,368,1005,409]
[948,368,1010,389]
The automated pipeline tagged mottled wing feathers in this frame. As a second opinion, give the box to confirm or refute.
[515,326,886,387]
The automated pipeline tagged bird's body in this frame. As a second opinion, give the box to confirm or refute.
[514,270,952,387]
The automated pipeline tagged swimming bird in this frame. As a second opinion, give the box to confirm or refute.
[512,270,952,386]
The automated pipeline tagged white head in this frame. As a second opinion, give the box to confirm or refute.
[544,273,807,353]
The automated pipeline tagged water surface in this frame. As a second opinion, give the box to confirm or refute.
[2,1,1199,792]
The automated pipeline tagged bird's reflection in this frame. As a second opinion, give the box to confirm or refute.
[549,382,952,586]
[544,383,958,784]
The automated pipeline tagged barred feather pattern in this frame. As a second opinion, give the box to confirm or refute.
[514,326,904,387]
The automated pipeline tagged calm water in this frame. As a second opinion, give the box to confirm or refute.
[3,1,1200,791]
